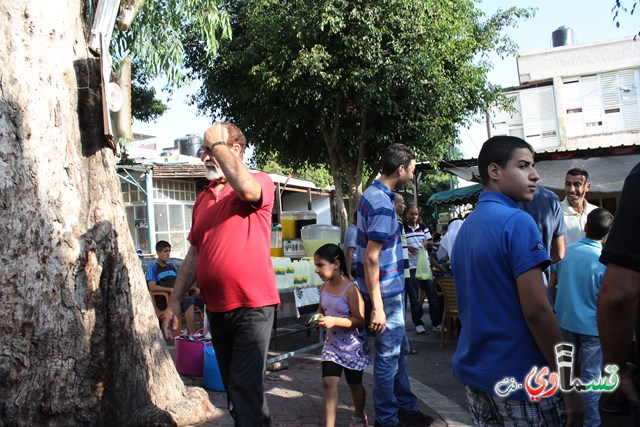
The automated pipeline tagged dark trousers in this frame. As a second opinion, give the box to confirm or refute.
[405,269,424,328]
[208,306,275,427]
[421,277,442,327]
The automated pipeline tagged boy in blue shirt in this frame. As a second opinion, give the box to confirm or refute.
[146,240,204,335]
[451,136,583,426]
[551,207,613,426]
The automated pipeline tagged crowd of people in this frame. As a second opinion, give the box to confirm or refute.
[145,121,639,427]
[449,136,639,427]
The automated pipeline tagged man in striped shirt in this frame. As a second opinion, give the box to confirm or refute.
[356,143,433,427]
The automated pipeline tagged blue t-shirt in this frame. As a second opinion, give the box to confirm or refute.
[553,238,605,336]
[145,262,178,288]
[451,191,551,401]
[356,180,404,298]
[517,184,566,258]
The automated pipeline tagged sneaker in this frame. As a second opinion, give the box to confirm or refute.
[415,324,426,334]
[398,409,434,426]
[432,325,442,333]
[350,414,368,427]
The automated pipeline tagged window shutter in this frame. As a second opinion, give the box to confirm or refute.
[563,79,583,137]
[521,86,559,150]
[488,93,523,137]
[601,72,624,132]
[581,75,603,135]
[620,69,640,131]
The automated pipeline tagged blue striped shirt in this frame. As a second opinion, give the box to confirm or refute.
[355,180,405,298]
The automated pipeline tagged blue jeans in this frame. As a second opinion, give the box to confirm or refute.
[371,293,419,425]
[561,329,602,427]
[405,269,424,328]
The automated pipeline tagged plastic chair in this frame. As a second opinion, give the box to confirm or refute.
[149,290,204,338]
[433,276,459,348]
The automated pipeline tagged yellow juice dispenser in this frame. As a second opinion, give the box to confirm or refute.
[281,211,316,258]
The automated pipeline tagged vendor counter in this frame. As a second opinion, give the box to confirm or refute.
[268,257,324,364]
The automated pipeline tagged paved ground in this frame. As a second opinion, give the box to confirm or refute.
[174,307,631,426]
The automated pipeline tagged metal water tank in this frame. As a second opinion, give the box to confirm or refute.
[178,134,203,157]
[551,26,576,48]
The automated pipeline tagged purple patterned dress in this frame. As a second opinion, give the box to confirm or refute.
[320,283,370,370]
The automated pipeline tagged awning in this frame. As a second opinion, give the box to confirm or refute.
[416,145,640,197]
[426,184,483,206]
[535,153,640,194]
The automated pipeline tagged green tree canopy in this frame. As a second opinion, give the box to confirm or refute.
[111,0,232,124]
[185,0,532,223]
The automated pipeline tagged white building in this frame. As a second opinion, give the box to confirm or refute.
[489,34,640,153]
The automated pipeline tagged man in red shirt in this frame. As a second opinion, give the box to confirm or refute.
[163,122,280,426]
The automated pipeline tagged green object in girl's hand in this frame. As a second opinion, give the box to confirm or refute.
[308,313,321,326]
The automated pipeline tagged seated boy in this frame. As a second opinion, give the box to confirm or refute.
[451,136,583,425]
[146,240,204,335]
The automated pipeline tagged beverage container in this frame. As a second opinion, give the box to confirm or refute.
[270,225,283,257]
[281,212,297,240]
[281,211,317,240]
[300,224,341,257]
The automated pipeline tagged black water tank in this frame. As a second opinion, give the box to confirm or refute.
[177,134,203,157]
[552,26,576,48]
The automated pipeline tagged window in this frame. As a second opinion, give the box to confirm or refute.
[520,87,559,150]
[490,86,559,150]
[121,179,150,253]
[562,69,640,137]
[152,179,197,258]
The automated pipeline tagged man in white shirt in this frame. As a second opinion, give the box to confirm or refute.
[561,168,598,244]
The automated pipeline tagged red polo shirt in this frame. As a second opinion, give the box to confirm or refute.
[188,172,280,312]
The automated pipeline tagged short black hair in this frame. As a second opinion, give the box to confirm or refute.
[156,240,171,252]
[314,243,347,276]
[381,143,416,176]
[585,208,613,240]
[566,168,589,182]
[477,136,534,184]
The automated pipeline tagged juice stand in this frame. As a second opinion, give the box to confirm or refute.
[267,221,342,364]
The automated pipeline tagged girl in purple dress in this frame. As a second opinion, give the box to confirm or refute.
[313,243,371,427]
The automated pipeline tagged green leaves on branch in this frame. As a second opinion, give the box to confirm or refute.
[185,0,532,212]
[114,0,232,85]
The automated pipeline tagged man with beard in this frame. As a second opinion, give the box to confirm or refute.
[355,143,433,427]
[162,122,280,427]
[562,168,598,244]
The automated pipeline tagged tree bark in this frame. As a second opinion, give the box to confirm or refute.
[0,1,209,425]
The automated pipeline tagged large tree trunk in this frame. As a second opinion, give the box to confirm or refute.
[0,1,209,425]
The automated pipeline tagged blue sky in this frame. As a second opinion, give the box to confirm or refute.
[133,0,637,153]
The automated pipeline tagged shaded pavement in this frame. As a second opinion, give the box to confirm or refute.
[173,308,631,426]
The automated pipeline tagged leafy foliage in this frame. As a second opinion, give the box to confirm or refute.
[184,0,532,222]
[110,1,232,128]
[129,61,167,122]
[113,0,232,85]
[612,1,640,37]
[258,152,334,189]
